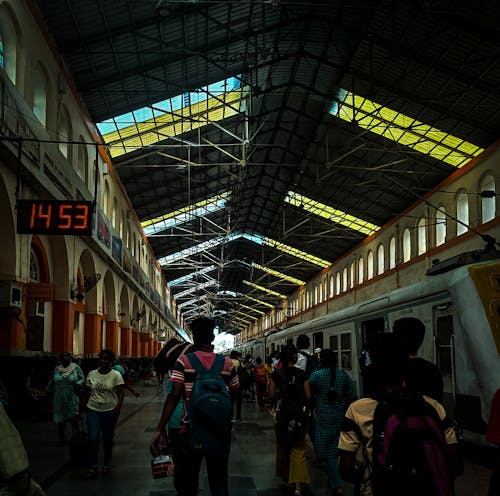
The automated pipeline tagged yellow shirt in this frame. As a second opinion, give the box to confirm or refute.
[338,395,457,496]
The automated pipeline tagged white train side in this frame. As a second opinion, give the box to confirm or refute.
[245,258,500,445]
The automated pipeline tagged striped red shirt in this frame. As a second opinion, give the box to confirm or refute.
[170,351,239,432]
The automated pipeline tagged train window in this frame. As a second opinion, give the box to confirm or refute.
[313,332,323,351]
[361,317,385,344]
[436,315,453,375]
[340,332,352,370]
[330,336,338,354]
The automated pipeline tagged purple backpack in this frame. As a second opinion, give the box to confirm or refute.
[370,391,454,496]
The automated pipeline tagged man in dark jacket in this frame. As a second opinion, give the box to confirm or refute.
[393,317,443,402]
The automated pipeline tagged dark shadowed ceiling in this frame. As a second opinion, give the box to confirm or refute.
[33,0,500,333]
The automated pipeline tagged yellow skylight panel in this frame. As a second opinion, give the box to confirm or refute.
[252,262,305,286]
[241,293,275,309]
[243,280,287,299]
[263,237,330,268]
[334,91,484,168]
[102,91,245,158]
[233,316,253,326]
[285,192,379,236]
[239,303,266,315]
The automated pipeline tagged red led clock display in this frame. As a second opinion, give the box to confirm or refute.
[17,200,93,236]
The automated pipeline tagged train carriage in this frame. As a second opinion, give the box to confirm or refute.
[261,257,500,445]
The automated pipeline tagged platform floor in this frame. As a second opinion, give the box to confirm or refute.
[14,383,491,495]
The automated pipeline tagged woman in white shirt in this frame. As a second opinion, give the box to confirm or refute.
[84,349,124,478]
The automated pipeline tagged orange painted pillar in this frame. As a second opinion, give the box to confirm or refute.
[84,314,102,356]
[132,331,140,357]
[105,321,119,355]
[120,327,132,357]
[52,301,75,353]
[140,337,147,357]
[0,307,25,351]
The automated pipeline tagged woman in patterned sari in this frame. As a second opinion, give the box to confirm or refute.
[304,349,357,495]
[46,352,84,446]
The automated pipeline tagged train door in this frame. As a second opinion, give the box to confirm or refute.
[359,317,385,395]
[433,308,456,419]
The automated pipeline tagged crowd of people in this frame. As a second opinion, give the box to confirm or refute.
[1,316,499,495]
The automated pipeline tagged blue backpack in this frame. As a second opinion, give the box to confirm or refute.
[185,352,232,454]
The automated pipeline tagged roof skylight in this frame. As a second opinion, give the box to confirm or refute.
[285,191,380,236]
[143,193,230,235]
[330,90,484,168]
[243,280,287,299]
[241,293,275,309]
[239,303,266,315]
[160,231,328,268]
[252,262,305,286]
[97,77,245,158]
[168,265,217,287]
[174,280,217,299]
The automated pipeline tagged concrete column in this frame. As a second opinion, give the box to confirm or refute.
[120,327,132,357]
[84,313,102,356]
[52,300,75,353]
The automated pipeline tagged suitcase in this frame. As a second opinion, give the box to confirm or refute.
[68,417,89,468]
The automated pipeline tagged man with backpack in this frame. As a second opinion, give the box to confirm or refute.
[295,334,318,380]
[338,333,462,496]
[150,317,239,496]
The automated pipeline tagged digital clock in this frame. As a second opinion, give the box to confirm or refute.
[16,199,94,236]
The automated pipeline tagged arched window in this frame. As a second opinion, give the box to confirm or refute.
[336,272,341,295]
[0,32,4,68]
[389,237,396,269]
[367,251,374,279]
[0,8,19,83]
[58,105,71,158]
[77,140,88,182]
[121,211,126,240]
[33,67,47,126]
[417,217,427,255]
[377,244,385,275]
[329,275,334,297]
[103,181,110,217]
[29,247,40,282]
[342,268,348,291]
[436,207,446,247]
[481,175,496,223]
[350,261,355,289]
[314,285,318,305]
[112,198,118,230]
[403,228,411,263]
[358,257,364,284]
[456,191,469,236]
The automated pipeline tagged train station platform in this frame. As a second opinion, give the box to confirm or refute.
[14,382,492,496]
